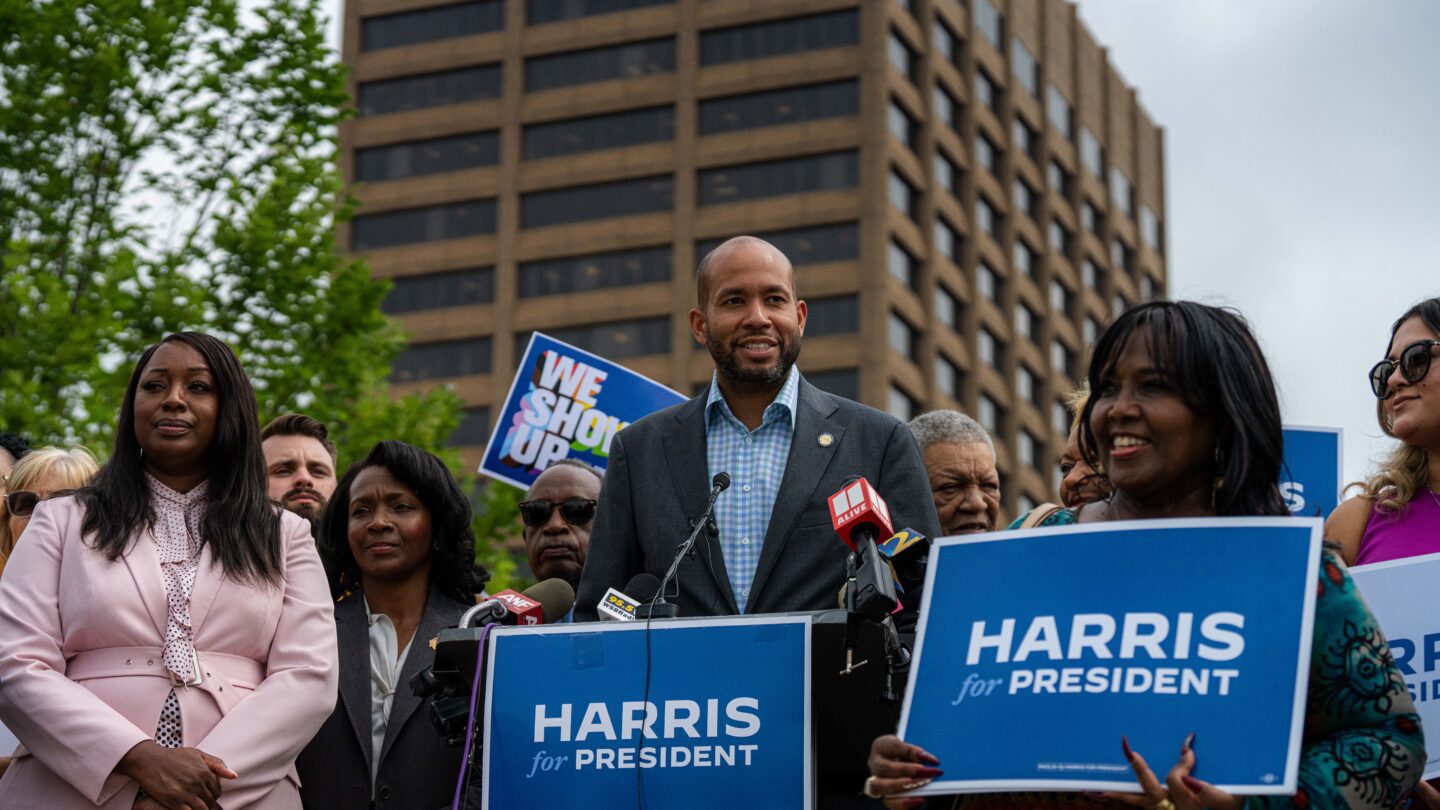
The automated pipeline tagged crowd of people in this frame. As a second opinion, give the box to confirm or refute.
[0,235,1435,809]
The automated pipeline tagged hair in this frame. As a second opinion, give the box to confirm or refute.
[261,413,338,464]
[318,440,488,603]
[908,410,995,456]
[0,433,29,466]
[1063,382,1091,434]
[1078,301,1287,517]
[1354,297,1440,513]
[694,236,793,307]
[76,332,284,584]
[0,446,100,558]
[525,458,604,497]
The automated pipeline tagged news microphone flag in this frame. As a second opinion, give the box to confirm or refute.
[597,587,639,621]
[878,528,930,592]
[828,477,893,551]
[490,589,544,626]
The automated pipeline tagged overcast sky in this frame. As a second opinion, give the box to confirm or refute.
[321,0,1440,486]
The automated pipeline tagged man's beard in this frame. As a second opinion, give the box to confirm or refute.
[706,330,802,391]
[282,489,327,522]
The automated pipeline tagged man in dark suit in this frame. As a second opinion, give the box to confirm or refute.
[574,236,940,621]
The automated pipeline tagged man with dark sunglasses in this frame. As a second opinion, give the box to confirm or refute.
[520,459,603,613]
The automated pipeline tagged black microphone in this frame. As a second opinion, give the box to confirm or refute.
[624,572,678,619]
[655,471,730,612]
[711,472,730,496]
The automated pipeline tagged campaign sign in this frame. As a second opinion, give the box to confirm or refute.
[1281,426,1343,518]
[1350,552,1440,780]
[899,518,1321,795]
[482,616,812,809]
[479,332,686,490]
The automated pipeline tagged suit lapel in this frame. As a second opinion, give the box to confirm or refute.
[123,527,169,638]
[377,591,462,766]
[187,541,224,635]
[335,596,373,765]
[663,397,737,612]
[747,380,842,610]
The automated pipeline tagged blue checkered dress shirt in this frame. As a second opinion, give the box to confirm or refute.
[704,367,799,612]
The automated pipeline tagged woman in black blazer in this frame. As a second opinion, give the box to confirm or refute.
[297,441,488,809]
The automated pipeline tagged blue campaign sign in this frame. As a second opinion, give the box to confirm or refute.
[481,617,812,809]
[899,519,1321,795]
[479,332,686,490]
[1281,426,1343,518]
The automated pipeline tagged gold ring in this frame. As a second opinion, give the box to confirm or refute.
[1154,799,1177,810]
[862,776,882,799]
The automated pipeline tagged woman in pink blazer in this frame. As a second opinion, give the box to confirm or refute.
[0,332,338,809]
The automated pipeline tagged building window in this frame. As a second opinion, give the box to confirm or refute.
[522,175,672,228]
[355,131,499,182]
[933,150,958,193]
[933,84,959,130]
[1051,340,1072,377]
[1079,126,1104,178]
[1141,275,1157,302]
[1012,177,1035,220]
[1049,219,1072,255]
[887,30,918,85]
[383,267,495,314]
[887,240,918,289]
[976,196,1000,238]
[1046,83,1072,141]
[935,284,960,328]
[888,99,919,151]
[1012,116,1036,160]
[1049,280,1072,315]
[1112,294,1130,317]
[1081,259,1100,290]
[978,328,999,367]
[699,151,858,206]
[518,317,670,361]
[1016,365,1036,403]
[932,19,959,63]
[1084,317,1100,346]
[1110,167,1133,216]
[807,369,859,401]
[1011,38,1038,97]
[696,221,859,267]
[1052,401,1071,436]
[352,199,496,251]
[362,0,504,50]
[978,262,1001,302]
[523,106,674,159]
[888,169,918,219]
[934,217,960,264]
[1013,239,1035,278]
[526,38,675,91]
[887,386,919,421]
[518,246,670,298]
[1140,204,1161,251]
[448,406,492,447]
[358,64,501,117]
[528,0,671,25]
[975,69,999,113]
[1018,430,1039,470]
[1111,238,1131,273]
[978,394,1001,432]
[806,296,860,336]
[1081,200,1103,236]
[973,0,1002,46]
[936,354,961,398]
[392,337,492,382]
[1048,159,1072,197]
[700,79,857,135]
[700,9,859,66]
[975,132,999,174]
[1015,303,1034,339]
[889,312,919,363]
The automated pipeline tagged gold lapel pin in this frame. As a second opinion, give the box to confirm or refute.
[817,433,834,447]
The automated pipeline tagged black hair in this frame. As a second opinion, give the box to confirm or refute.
[77,332,283,584]
[0,433,30,463]
[318,440,489,603]
[1078,301,1287,517]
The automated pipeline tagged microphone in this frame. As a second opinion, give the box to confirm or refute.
[710,472,730,496]
[460,578,576,627]
[597,572,659,622]
[829,477,899,622]
[625,572,678,620]
[656,472,730,613]
[877,528,930,593]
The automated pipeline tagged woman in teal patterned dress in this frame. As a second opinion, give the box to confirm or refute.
[866,301,1424,810]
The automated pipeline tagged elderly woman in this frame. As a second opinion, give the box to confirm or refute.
[0,446,100,579]
[0,332,337,809]
[907,410,1001,536]
[867,302,1423,810]
[1058,383,1111,509]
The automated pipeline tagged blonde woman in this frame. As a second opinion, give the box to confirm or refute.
[1057,383,1111,508]
[0,447,99,579]
[1328,297,1440,566]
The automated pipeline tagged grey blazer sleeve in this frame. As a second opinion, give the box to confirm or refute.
[574,428,641,622]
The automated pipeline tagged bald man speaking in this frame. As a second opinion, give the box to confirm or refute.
[574,237,939,621]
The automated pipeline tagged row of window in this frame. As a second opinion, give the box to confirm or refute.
[361,0,674,52]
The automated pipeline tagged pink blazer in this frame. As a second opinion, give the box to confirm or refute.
[0,495,338,809]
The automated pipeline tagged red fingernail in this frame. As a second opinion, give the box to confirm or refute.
[1121,735,1133,760]
[914,766,944,777]
[918,751,941,766]
[1182,775,1204,792]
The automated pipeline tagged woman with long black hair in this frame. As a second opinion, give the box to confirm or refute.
[0,332,337,808]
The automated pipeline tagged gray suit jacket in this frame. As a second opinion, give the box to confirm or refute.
[296,589,467,810]
[575,377,941,621]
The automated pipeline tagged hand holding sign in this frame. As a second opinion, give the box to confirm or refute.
[1098,735,1241,810]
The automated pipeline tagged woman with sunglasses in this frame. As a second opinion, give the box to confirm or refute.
[0,332,338,809]
[296,440,489,809]
[866,302,1423,810]
[1328,297,1440,567]
[0,446,99,579]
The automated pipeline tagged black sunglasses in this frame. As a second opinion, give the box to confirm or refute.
[4,489,76,518]
[518,498,597,528]
[1369,339,1440,400]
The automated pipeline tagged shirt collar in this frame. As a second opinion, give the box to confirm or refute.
[144,473,208,507]
[705,365,800,431]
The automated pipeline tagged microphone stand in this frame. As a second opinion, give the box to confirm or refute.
[650,473,729,618]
